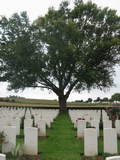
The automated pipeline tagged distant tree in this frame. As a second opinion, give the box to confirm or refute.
[94,97,101,103]
[0,1,120,112]
[101,97,109,102]
[109,98,114,103]
[111,93,120,102]
[75,100,83,102]
[87,98,92,103]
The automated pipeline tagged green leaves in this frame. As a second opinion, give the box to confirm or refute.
[0,1,120,109]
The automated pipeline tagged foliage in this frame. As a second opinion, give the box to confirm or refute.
[0,131,6,144]
[111,93,120,102]
[101,152,118,159]
[16,155,40,160]
[76,117,85,122]
[0,131,7,153]
[0,1,120,112]
[11,143,24,158]
[108,106,120,120]
[99,120,103,130]
[86,98,93,103]
[86,122,95,128]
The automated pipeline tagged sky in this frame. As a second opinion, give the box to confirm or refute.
[0,0,120,102]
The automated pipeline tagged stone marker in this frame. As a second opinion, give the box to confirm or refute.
[115,120,120,136]
[11,118,20,135]
[106,156,120,160]
[24,119,33,134]
[103,120,112,129]
[38,119,46,137]
[0,154,6,160]
[104,128,118,154]
[2,126,16,153]
[84,128,98,156]
[91,120,99,137]
[24,127,38,155]
[77,120,86,138]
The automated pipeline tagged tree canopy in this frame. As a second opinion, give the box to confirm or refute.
[0,0,120,112]
[111,93,120,102]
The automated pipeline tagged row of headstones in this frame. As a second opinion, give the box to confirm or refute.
[0,107,59,126]
[68,109,109,126]
[69,109,120,157]
[1,126,38,155]
[0,108,59,159]
[76,119,120,138]
[0,118,49,137]
[0,128,120,160]
[0,107,59,137]
[68,109,120,137]
[1,127,120,160]
[84,128,118,156]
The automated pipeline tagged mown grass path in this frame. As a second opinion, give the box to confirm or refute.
[39,113,84,160]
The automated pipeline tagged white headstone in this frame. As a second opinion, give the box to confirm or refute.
[38,119,46,137]
[84,128,98,156]
[24,119,33,134]
[91,120,99,137]
[24,127,38,155]
[77,120,86,138]
[2,126,16,153]
[0,118,8,132]
[11,118,20,135]
[0,154,6,160]
[106,156,120,160]
[115,120,120,136]
[104,128,118,154]
[103,120,112,129]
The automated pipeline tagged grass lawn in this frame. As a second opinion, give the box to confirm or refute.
[39,113,83,160]
[5,112,120,160]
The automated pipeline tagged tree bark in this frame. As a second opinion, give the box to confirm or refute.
[59,96,67,113]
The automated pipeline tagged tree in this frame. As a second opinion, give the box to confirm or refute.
[87,98,92,103]
[0,1,120,112]
[111,93,120,102]
[101,97,109,103]
[94,97,101,103]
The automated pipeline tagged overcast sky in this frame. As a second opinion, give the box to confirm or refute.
[0,0,120,101]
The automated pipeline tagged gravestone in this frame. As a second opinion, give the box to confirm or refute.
[24,119,33,134]
[24,127,38,155]
[0,154,6,160]
[106,156,120,160]
[38,119,46,137]
[77,120,86,138]
[11,118,20,135]
[103,120,112,129]
[91,120,99,137]
[104,128,118,154]
[115,120,120,136]
[2,126,16,153]
[84,128,98,156]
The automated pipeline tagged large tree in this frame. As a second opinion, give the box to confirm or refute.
[0,0,120,112]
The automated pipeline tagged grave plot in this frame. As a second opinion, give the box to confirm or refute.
[0,107,59,159]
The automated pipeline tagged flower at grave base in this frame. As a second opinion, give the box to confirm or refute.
[112,115,118,119]
[76,117,85,122]
[0,132,6,144]
[86,122,91,127]
[86,122,95,128]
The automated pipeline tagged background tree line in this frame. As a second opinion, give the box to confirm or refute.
[75,93,120,103]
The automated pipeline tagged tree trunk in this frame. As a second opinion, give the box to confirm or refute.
[58,96,67,113]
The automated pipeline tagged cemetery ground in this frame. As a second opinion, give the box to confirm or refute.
[1,112,120,160]
[0,98,120,160]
